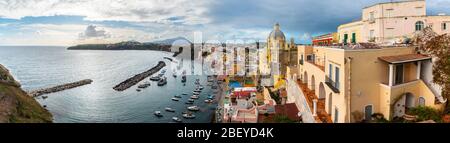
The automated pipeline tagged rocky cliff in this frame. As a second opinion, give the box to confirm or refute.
[0,64,52,123]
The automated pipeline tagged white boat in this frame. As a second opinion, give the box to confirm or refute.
[182,113,196,119]
[172,117,182,122]
[204,99,213,103]
[187,106,200,111]
[171,98,179,101]
[188,99,195,102]
[165,107,175,112]
[190,95,199,99]
[193,92,200,95]
[154,111,163,117]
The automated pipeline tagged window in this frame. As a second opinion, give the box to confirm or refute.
[419,97,425,106]
[351,33,356,44]
[343,34,348,44]
[369,30,375,41]
[335,67,340,90]
[443,23,447,30]
[369,12,375,22]
[416,21,425,31]
[364,105,373,120]
[334,108,339,123]
[329,64,333,80]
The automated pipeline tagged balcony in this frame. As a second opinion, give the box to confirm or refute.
[306,59,325,72]
[325,76,340,93]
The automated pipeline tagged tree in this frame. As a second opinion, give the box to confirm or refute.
[414,27,450,113]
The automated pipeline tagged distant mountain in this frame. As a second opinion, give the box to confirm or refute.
[147,37,192,46]
[67,40,172,51]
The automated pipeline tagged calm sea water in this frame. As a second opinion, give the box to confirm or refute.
[0,46,216,123]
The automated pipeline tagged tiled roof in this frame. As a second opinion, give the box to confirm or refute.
[379,54,431,64]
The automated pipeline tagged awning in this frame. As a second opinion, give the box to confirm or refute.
[378,54,431,64]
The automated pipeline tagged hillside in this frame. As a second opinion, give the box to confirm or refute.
[0,64,52,123]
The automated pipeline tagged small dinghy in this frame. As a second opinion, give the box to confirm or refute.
[172,117,182,122]
[188,99,195,102]
[185,101,194,104]
[174,95,182,98]
[154,111,163,117]
[171,98,179,101]
[182,93,188,95]
[165,107,175,112]
[150,76,161,81]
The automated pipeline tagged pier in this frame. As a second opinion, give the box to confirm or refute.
[28,79,93,97]
[113,61,166,91]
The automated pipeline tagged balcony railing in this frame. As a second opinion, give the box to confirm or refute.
[325,76,340,93]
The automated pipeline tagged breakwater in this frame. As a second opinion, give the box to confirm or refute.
[28,79,93,97]
[113,61,166,91]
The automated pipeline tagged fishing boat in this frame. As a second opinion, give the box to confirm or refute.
[150,76,161,81]
[190,95,199,99]
[154,111,163,117]
[165,107,175,112]
[174,95,182,98]
[171,98,179,101]
[182,112,196,119]
[187,106,200,111]
[172,117,182,122]
[157,77,167,86]
[138,82,151,88]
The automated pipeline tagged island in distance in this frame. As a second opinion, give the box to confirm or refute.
[67,37,192,51]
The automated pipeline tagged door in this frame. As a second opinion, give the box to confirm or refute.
[351,33,356,43]
[395,64,404,85]
[364,105,373,120]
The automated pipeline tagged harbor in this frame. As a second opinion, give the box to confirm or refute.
[113,61,166,91]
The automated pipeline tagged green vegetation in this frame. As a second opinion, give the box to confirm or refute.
[262,114,296,123]
[0,66,52,123]
[406,106,443,122]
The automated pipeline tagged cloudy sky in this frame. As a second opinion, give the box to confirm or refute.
[0,0,449,46]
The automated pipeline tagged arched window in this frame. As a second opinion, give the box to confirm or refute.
[416,21,425,31]
[418,97,425,106]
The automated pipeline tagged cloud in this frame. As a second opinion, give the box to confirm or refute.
[78,25,110,39]
[0,0,210,25]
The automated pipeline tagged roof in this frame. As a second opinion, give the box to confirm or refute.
[379,54,431,64]
[269,23,286,40]
[363,0,425,9]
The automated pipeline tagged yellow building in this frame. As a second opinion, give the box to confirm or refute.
[260,23,295,87]
[288,44,445,123]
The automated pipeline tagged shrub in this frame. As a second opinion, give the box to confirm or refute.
[406,106,443,122]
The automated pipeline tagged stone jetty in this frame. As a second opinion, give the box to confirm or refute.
[113,61,166,91]
[28,79,93,97]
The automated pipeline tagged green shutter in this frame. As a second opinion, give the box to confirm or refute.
[352,33,356,43]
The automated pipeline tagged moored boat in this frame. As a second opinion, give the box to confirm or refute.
[165,107,175,112]
[182,112,196,119]
[172,117,182,122]
[171,98,179,101]
[187,106,200,111]
[154,111,163,117]
[190,95,199,99]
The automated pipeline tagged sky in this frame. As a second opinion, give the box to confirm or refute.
[0,0,449,46]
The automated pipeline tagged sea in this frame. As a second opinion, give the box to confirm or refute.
[0,46,217,123]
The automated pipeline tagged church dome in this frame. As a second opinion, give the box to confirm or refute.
[269,23,286,41]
